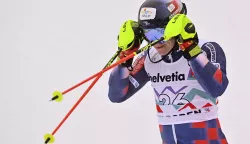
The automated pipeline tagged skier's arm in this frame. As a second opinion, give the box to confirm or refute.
[164,14,229,98]
[189,42,229,98]
[108,52,149,103]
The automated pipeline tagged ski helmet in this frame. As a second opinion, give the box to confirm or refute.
[138,0,187,29]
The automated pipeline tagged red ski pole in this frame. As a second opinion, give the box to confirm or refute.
[49,37,163,102]
[44,48,122,144]
[50,48,122,102]
[44,74,102,144]
[44,37,163,144]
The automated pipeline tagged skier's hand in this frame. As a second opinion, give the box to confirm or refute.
[164,14,202,60]
[117,20,143,68]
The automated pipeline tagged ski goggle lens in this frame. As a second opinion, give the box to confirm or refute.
[143,28,166,44]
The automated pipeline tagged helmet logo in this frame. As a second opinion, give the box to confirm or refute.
[167,4,176,12]
[167,1,181,19]
[139,7,156,20]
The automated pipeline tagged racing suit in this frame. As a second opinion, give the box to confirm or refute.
[108,40,229,144]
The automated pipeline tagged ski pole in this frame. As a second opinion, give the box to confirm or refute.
[43,37,163,144]
[50,48,123,102]
[44,48,122,144]
[44,74,102,144]
[50,37,164,102]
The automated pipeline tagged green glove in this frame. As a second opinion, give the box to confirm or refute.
[164,14,202,60]
[117,20,143,68]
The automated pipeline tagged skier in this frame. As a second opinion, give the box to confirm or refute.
[108,0,229,143]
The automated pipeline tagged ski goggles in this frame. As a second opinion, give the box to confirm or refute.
[143,28,166,44]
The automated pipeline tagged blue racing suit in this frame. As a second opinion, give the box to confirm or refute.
[108,39,229,144]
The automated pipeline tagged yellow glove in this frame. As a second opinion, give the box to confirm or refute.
[118,20,143,51]
[164,14,202,60]
[117,20,143,67]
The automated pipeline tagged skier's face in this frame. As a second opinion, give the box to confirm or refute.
[143,28,176,56]
[154,38,176,56]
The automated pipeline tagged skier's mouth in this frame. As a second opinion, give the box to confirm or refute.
[155,44,165,49]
